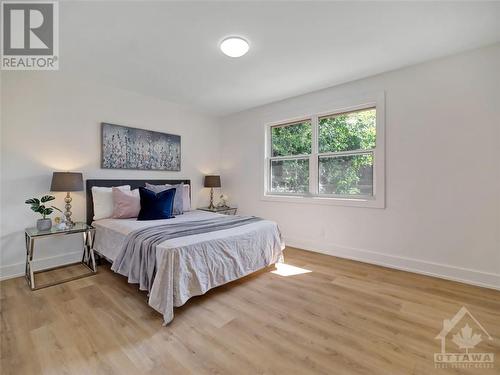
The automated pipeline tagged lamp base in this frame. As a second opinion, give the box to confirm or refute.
[208,188,215,210]
[64,192,74,227]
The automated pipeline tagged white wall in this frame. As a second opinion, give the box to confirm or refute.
[220,44,500,289]
[0,72,220,279]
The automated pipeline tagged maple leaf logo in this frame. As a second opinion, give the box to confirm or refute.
[452,324,482,354]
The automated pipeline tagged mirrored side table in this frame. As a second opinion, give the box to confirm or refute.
[197,206,237,215]
[24,222,97,290]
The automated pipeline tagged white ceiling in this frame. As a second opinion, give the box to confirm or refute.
[60,1,500,116]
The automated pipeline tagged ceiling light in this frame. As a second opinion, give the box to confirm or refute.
[220,37,249,58]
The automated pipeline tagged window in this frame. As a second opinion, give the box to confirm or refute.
[264,95,385,208]
[269,120,311,194]
[318,108,375,197]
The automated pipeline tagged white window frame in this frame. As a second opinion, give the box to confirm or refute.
[263,92,385,208]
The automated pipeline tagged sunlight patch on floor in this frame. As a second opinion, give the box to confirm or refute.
[272,263,312,277]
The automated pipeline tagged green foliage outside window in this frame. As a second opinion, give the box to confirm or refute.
[319,108,376,152]
[270,121,311,192]
[319,154,373,195]
[270,108,376,195]
[271,158,309,193]
[271,121,311,157]
[318,108,375,195]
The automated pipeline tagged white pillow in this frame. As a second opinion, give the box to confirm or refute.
[92,185,130,220]
[156,183,191,212]
[182,184,191,211]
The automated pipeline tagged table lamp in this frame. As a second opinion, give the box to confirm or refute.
[50,172,83,226]
[204,175,221,210]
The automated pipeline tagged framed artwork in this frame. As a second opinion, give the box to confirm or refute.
[101,123,181,171]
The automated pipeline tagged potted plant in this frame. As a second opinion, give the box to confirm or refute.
[25,195,62,231]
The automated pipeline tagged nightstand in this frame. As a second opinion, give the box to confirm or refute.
[24,222,97,290]
[198,206,237,215]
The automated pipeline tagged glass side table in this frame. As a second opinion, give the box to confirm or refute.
[197,206,237,215]
[24,222,97,290]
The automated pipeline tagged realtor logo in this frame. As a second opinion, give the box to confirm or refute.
[1,1,59,70]
[434,306,494,369]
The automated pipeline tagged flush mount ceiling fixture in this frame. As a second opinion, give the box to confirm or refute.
[220,36,249,58]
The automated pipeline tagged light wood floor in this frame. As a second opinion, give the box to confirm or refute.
[1,247,499,375]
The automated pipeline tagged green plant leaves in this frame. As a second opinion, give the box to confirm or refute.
[318,109,376,153]
[26,196,58,218]
[271,121,312,157]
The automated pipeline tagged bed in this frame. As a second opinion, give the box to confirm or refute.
[86,179,284,325]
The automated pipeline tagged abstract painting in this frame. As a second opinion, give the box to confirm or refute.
[101,123,181,171]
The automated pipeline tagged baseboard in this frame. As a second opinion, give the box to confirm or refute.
[0,251,83,281]
[285,236,500,291]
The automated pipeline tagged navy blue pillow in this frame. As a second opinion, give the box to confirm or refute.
[137,187,176,221]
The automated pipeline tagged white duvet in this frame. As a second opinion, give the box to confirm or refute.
[93,210,284,324]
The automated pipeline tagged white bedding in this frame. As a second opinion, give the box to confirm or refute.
[94,210,275,261]
[93,210,284,324]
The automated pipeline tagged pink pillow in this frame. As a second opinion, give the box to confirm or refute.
[112,187,140,218]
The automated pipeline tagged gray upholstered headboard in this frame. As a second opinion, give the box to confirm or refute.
[86,179,191,225]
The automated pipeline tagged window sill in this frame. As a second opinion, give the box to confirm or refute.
[261,193,385,208]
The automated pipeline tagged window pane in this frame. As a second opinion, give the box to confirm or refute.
[271,158,309,193]
[319,108,376,153]
[319,153,373,196]
[271,121,312,157]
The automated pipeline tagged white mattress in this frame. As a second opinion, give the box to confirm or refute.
[93,210,273,262]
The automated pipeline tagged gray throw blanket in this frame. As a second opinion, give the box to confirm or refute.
[111,215,262,292]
